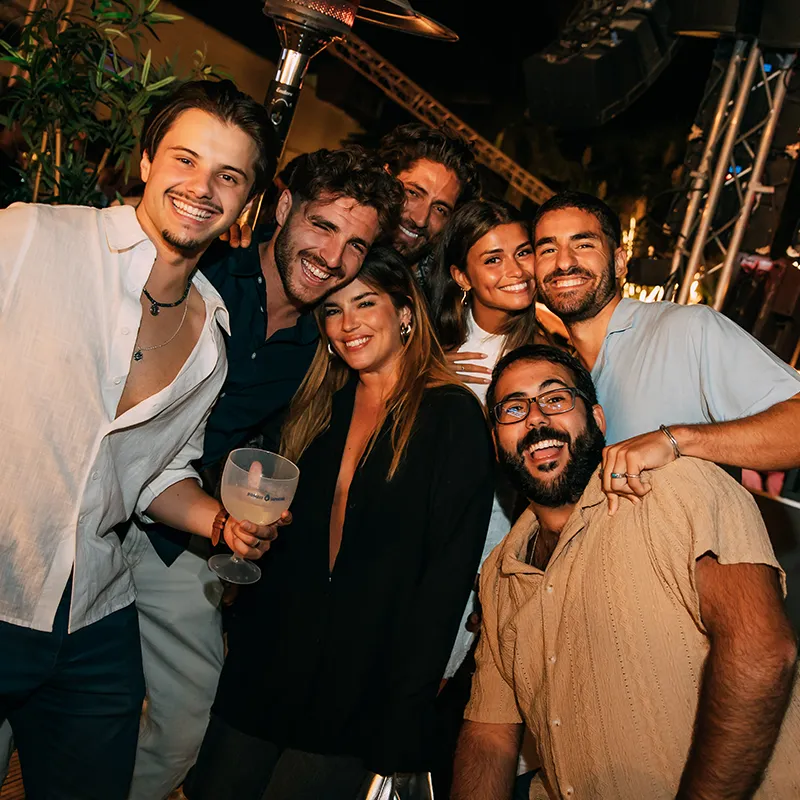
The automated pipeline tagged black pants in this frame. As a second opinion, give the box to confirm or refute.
[0,584,145,800]
[184,714,370,800]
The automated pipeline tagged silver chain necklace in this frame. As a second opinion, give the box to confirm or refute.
[133,301,189,362]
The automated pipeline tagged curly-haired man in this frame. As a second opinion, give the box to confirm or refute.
[124,145,405,800]
[378,123,481,294]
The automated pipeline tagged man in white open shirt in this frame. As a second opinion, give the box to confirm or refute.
[0,80,280,800]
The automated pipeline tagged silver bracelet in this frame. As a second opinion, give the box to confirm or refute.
[659,424,682,459]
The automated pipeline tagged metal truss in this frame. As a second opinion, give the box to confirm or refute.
[667,39,796,308]
[330,33,554,206]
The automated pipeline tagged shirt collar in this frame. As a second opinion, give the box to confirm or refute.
[192,269,231,336]
[499,467,605,575]
[102,206,230,335]
[605,297,640,336]
[101,205,151,253]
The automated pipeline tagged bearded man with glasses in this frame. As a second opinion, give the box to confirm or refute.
[452,344,800,800]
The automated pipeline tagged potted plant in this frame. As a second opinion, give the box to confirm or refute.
[0,0,224,206]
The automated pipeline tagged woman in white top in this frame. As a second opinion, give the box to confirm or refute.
[429,199,548,676]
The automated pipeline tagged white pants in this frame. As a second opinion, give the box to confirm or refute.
[123,524,224,800]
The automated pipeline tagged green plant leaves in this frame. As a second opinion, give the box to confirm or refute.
[0,1,219,207]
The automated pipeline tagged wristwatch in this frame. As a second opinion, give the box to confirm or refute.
[211,507,230,546]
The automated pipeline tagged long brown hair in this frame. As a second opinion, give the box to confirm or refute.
[281,247,461,479]
[429,199,544,354]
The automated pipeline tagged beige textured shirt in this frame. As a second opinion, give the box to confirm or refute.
[466,458,800,799]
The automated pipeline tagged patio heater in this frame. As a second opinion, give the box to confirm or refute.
[261,0,457,149]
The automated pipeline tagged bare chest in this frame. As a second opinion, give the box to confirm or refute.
[329,393,383,569]
[116,292,205,418]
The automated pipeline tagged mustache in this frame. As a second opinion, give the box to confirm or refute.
[167,189,223,215]
[544,267,593,284]
[517,425,570,456]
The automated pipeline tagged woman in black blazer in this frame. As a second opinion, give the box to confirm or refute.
[187,248,494,800]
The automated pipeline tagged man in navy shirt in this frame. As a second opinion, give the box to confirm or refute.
[124,147,404,800]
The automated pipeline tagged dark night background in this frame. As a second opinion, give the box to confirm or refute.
[174,1,716,250]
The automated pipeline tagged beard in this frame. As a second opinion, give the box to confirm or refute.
[498,419,605,507]
[538,253,617,324]
[161,227,205,255]
[393,221,434,267]
[272,215,336,308]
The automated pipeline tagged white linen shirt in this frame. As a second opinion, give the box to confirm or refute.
[0,203,229,633]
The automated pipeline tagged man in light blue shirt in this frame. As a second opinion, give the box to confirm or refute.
[532,190,800,512]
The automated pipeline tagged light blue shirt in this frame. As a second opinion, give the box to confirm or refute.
[592,299,800,445]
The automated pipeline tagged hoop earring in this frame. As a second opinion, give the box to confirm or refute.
[400,321,412,343]
[461,288,470,307]
[327,342,335,357]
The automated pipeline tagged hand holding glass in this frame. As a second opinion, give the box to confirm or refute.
[208,448,299,584]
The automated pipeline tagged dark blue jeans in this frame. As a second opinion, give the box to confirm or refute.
[0,584,145,800]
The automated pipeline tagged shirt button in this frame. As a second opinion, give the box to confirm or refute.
[546,584,554,594]
[259,306,264,313]
[548,655,556,664]
[251,352,257,360]
[220,392,226,398]
[91,471,100,481]
[121,327,130,335]
[551,718,561,727]
[566,788,574,796]
[114,377,122,385]
[79,513,87,523]
[257,276,263,284]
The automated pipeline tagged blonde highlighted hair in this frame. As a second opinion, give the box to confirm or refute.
[280,247,461,479]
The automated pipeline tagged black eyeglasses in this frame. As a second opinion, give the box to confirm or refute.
[493,387,585,425]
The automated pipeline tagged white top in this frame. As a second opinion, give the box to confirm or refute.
[444,310,516,677]
[453,312,507,406]
[0,203,229,633]
[593,299,800,444]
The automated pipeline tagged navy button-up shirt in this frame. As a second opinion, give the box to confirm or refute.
[147,226,319,564]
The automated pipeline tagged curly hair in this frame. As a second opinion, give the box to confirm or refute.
[378,123,481,206]
[284,146,405,238]
[140,80,277,199]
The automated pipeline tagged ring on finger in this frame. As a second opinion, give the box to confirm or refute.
[610,472,626,479]
[625,472,641,479]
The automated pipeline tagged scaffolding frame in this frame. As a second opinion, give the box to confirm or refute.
[330,33,555,206]
[668,39,796,307]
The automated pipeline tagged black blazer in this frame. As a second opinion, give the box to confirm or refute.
[213,377,495,774]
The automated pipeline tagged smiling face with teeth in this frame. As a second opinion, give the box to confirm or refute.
[493,358,606,508]
[392,159,461,267]
[323,276,411,377]
[270,191,381,308]
[137,108,258,256]
[451,222,535,332]
[533,207,627,324]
